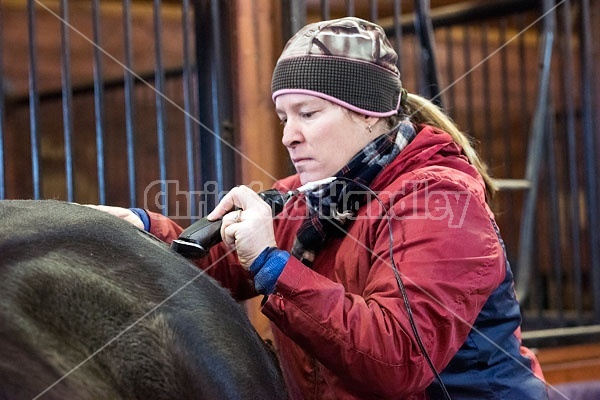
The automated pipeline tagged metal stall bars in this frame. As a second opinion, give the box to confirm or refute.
[122,0,136,207]
[580,0,600,325]
[91,0,107,205]
[194,0,237,213]
[0,1,234,223]
[181,0,199,219]
[513,0,555,307]
[521,0,600,347]
[27,0,42,200]
[0,2,4,199]
[59,0,75,202]
[412,0,443,107]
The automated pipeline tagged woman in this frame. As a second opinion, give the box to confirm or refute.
[100,17,548,399]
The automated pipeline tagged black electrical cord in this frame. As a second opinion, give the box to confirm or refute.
[332,177,452,400]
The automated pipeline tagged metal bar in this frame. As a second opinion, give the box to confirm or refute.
[194,0,231,211]
[546,120,564,324]
[378,0,538,35]
[209,0,224,194]
[369,0,378,21]
[424,0,538,29]
[27,0,42,199]
[499,20,510,178]
[153,0,168,215]
[534,207,544,318]
[208,2,236,196]
[0,0,5,199]
[181,0,198,219]
[559,0,583,321]
[481,22,493,163]
[281,0,306,41]
[320,0,330,21]
[462,24,474,132]
[60,0,75,202]
[392,0,402,71]
[443,27,455,113]
[194,0,214,211]
[522,324,600,348]
[91,0,106,204]
[7,68,185,107]
[517,14,529,150]
[122,0,137,207]
[492,179,531,191]
[579,0,600,320]
[213,1,236,199]
[515,0,555,303]
[345,0,355,17]
[413,0,442,106]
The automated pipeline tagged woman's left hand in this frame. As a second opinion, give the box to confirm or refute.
[82,204,144,230]
[206,185,277,269]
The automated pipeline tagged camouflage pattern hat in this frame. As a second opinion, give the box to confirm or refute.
[271,17,402,117]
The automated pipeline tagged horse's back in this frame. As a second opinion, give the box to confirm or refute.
[0,200,287,400]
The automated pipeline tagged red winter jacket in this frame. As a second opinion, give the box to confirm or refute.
[147,125,546,399]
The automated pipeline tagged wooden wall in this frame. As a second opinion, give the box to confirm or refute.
[538,342,600,385]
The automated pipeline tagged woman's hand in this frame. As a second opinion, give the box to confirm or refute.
[206,186,277,269]
[82,204,144,230]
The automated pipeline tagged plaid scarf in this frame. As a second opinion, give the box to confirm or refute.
[291,118,416,266]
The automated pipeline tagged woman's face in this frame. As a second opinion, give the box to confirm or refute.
[275,94,378,185]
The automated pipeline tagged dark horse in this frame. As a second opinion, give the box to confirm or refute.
[0,200,287,400]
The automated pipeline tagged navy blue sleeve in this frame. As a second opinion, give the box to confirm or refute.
[249,247,290,295]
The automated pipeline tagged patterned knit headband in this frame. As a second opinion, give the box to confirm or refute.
[272,17,403,117]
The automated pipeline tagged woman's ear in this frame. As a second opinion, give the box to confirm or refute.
[362,115,381,136]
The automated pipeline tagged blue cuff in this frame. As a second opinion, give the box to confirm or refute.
[249,247,290,295]
[129,208,150,232]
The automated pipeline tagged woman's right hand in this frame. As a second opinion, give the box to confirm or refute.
[82,204,144,230]
[206,185,277,269]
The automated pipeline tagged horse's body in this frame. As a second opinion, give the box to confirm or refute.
[0,200,287,399]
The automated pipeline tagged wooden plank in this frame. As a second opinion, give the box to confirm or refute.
[233,0,289,188]
[537,342,600,385]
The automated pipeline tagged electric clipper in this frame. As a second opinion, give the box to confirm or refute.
[170,177,336,258]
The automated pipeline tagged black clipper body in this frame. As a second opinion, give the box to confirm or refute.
[171,189,288,258]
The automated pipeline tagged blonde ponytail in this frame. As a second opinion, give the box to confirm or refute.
[399,92,497,200]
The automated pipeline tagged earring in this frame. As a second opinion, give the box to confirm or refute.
[367,124,372,134]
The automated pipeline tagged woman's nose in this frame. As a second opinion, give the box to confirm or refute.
[281,119,303,148]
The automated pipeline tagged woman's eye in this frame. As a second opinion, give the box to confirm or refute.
[300,111,315,118]
[279,118,287,126]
